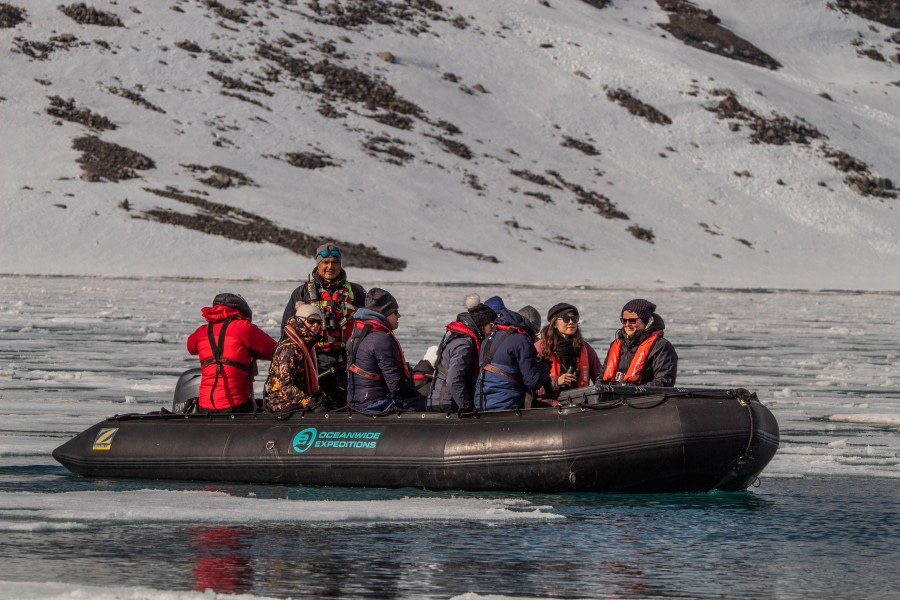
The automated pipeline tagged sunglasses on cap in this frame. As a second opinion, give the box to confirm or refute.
[318,249,341,258]
[620,317,641,324]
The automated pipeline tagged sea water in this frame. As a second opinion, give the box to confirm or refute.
[1,276,898,599]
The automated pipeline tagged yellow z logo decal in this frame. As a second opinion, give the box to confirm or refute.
[92,428,119,451]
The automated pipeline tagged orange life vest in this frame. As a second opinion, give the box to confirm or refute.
[602,330,662,384]
[548,345,591,388]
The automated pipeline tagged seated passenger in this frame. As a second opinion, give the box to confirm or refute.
[265,303,330,414]
[517,305,542,341]
[535,303,602,404]
[475,308,552,410]
[346,288,426,413]
[601,299,678,387]
[187,293,276,413]
[427,295,497,412]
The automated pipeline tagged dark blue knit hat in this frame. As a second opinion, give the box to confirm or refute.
[621,299,656,323]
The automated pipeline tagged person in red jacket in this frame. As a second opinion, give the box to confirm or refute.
[187,293,277,413]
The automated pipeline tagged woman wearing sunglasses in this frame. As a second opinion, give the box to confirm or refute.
[265,303,330,414]
[601,298,678,387]
[535,303,602,404]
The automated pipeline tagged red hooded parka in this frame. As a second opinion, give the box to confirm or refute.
[187,305,277,410]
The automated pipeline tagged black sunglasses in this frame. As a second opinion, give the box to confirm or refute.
[559,314,579,324]
[620,317,641,324]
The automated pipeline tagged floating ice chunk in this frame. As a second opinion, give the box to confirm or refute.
[827,439,848,448]
[124,396,137,404]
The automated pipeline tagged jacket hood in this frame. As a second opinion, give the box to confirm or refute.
[353,307,390,327]
[201,305,248,323]
[454,311,482,339]
[495,308,536,337]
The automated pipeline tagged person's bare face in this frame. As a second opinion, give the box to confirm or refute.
[386,312,400,331]
[621,311,646,337]
[317,258,341,280]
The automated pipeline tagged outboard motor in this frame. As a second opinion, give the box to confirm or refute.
[172,368,202,413]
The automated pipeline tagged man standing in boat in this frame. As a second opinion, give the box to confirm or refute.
[345,288,426,413]
[281,243,366,407]
[601,299,678,387]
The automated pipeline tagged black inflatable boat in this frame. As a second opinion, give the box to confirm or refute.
[53,377,779,493]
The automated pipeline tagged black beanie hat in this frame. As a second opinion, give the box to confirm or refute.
[547,302,578,324]
[365,287,399,317]
[517,305,541,335]
[212,292,252,319]
[468,303,496,328]
[621,298,656,323]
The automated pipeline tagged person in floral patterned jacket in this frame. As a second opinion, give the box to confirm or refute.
[265,303,330,414]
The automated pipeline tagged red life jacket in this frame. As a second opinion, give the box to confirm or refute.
[445,321,482,355]
[602,330,663,384]
[307,278,358,353]
[282,325,320,395]
[347,319,410,381]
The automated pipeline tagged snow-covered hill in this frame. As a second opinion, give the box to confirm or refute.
[1,0,898,290]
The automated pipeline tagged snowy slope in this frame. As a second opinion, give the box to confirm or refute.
[1,0,898,289]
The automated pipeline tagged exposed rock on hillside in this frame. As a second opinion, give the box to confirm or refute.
[0,3,25,28]
[73,136,154,182]
[143,187,406,270]
[657,0,782,70]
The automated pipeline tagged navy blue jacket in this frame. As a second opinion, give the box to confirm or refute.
[427,312,482,412]
[346,308,425,412]
[475,309,551,410]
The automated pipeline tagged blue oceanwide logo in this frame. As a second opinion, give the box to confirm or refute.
[291,428,381,453]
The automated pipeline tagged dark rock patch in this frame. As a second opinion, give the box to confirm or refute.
[0,3,26,28]
[283,151,338,169]
[182,164,255,188]
[142,186,406,270]
[47,96,116,130]
[546,235,589,251]
[306,0,466,33]
[204,0,247,24]
[657,0,781,70]
[72,135,154,182]
[256,45,426,120]
[627,224,655,243]
[108,86,166,113]
[175,40,202,53]
[606,88,672,125]
[431,241,498,263]
[363,136,414,165]
[706,92,822,145]
[548,170,629,220]
[12,35,81,60]
[829,0,900,28]
[510,169,562,189]
[561,135,600,156]
[579,0,611,8]
[221,91,271,110]
[209,71,273,96]
[428,134,473,159]
[367,111,414,130]
[523,191,554,204]
[58,3,123,27]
